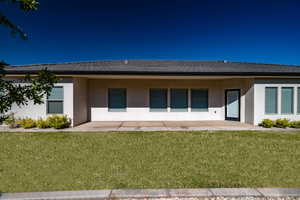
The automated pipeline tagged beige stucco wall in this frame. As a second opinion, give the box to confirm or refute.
[73,78,88,126]
[88,78,254,123]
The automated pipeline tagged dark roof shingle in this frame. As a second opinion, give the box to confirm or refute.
[5,60,300,76]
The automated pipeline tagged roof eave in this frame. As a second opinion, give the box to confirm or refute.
[5,70,300,76]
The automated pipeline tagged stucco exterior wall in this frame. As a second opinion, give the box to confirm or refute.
[8,78,74,124]
[219,79,253,123]
[88,78,253,122]
[244,79,255,124]
[253,79,300,125]
[6,76,257,125]
[73,78,88,126]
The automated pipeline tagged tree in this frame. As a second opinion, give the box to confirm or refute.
[0,0,58,122]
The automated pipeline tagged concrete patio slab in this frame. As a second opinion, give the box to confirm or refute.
[163,121,253,127]
[122,121,165,127]
[77,121,122,128]
[0,120,274,132]
[139,127,170,131]
[117,127,139,131]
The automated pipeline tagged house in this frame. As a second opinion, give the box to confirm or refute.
[5,60,300,126]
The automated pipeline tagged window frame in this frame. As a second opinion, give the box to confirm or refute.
[149,88,168,112]
[108,88,127,112]
[191,89,209,112]
[47,86,64,114]
[265,87,278,114]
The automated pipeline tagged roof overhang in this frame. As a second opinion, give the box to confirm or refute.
[6,70,300,76]
[5,73,300,80]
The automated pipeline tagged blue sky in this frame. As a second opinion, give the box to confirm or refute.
[1,0,300,65]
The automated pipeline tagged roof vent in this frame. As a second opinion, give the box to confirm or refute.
[223,60,228,63]
[124,59,128,64]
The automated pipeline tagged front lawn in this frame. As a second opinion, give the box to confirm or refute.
[0,131,300,192]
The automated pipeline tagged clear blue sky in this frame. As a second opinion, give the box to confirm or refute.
[1,0,300,65]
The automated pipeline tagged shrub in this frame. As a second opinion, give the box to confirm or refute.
[47,115,71,129]
[19,118,36,129]
[275,118,290,128]
[259,119,274,128]
[4,113,20,128]
[36,118,50,129]
[289,121,300,128]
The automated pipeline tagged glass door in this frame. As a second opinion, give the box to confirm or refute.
[225,89,240,121]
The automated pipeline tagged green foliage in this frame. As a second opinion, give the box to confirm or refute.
[0,67,59,114]
[19,117,36,129]
[3,113,20,128]
[4,115,71,129]
[275,118,290,128]
[289,121,300,128]
[259,119,274,128]
[47,115,71,129]
[17,0,39,11]
[0,65,58,122]
[36,118,50,129]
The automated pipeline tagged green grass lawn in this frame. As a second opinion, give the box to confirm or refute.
[0,131,300,192]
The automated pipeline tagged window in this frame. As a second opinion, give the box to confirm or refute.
[298,88,300,114]
[170,89,188,112]
[108,88,126,112]
[265,87,277,114]
[281,87,294,114]
[150,89,168,112]
[47,86,63,114]
[191,89,208,112]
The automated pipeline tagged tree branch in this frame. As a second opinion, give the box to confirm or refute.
[0,0,39,11]
[0,0,39,39]
[0,12,27,40]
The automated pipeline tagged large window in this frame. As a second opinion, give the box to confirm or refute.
[108,88,126,112]
[150,89,168,112]
[170,89,188,112]
[47,86,64,114]
[265,87,278,114]
[281,87,294,114]
[191,89,208,112]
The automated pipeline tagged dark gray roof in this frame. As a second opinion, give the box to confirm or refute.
[5,60,300,76]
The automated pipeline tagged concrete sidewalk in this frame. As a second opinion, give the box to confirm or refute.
[1,188,300,200]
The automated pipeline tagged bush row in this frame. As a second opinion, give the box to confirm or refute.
[259,118,300,128]
[4,114,71,129]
